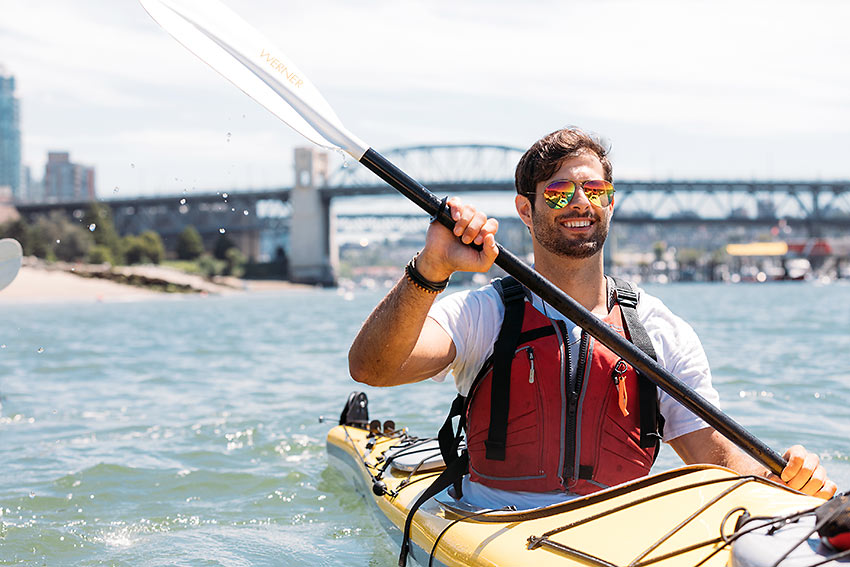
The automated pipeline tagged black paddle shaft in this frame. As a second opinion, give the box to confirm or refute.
[359,148,786,476]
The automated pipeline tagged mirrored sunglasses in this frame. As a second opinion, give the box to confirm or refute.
[534,179,615,209]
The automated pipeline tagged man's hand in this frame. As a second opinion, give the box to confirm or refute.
[769,445,837,499]
[671,429,837,500]
[415,197,500,282]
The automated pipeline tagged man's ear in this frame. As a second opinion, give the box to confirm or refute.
[515,194,533,231]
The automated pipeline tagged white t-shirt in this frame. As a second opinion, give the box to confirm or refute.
[426,279,720,509]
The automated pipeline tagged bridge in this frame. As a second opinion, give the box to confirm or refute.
[13,145,850,285]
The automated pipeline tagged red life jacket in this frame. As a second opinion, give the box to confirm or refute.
[464,277,662,495]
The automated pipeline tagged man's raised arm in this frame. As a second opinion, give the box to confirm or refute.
[348,198,499,387]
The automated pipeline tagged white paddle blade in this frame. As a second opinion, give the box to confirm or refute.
[0,238,23,291]
[139,0,368,159]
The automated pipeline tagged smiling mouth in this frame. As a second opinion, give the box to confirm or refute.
[560,218,593,228]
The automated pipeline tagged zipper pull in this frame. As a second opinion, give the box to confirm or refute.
[527,348,535,383]
[612,359,629,417]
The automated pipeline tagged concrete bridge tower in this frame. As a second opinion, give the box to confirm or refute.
[289,147,337,286]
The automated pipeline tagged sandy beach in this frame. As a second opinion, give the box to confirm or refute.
[0,262,307,303]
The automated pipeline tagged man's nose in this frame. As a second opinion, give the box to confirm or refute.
[569,187,593,211]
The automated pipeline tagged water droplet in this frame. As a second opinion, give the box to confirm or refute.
[60,536,64,541]
[56,239,61,244]
[226,132,231,142]
[88,224,96,232]
[28,492,34,499]
[180,198,186,205]
[130,163,135,168]
[242,114,246,119]
[219,228,226,234]
[1,344,6,348]
[342,160,349,169]
[243,210,249,216]
[222,193,229,199]
[37,347,45,353]
[230,207,235,212]
[113,186,119,193]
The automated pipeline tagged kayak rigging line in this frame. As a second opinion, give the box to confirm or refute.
[527,475,762,566]
[427,506,514,567]
[629,479,751,566]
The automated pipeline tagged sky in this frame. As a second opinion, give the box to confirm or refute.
[1,0,849,200]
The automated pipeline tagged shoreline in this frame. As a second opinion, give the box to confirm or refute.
[0,261,311,303]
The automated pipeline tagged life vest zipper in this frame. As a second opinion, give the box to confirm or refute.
[564,330,589,482]
[516,346,535,383]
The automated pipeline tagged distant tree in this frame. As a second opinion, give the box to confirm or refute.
[213,233,235,260]
[88,244,114,265]
[83,202,123,264]
[139,231,165,264]
[122,231,165,265]
[176,226,204,260]
[224,247,247,277]
[121,235,143,265]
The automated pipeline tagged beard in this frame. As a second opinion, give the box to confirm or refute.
[531,209,610,259]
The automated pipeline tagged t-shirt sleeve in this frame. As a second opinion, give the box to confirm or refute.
[637,290,720,442]
[425,286,504,396]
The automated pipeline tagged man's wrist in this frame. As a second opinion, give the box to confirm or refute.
[411,252,453,283]
[405,253,451,294]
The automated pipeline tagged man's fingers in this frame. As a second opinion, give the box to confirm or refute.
[460,210,488,244]
[474,218,499,245]
[815,480,838,500]
[780,445,806,483]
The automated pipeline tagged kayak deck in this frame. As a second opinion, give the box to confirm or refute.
[327,423,822,567]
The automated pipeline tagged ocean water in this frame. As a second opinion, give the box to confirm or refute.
[1,282,849,566]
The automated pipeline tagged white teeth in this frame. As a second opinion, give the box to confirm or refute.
[562,219,591,228]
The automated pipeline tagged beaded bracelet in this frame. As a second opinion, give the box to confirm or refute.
[405,254,450,294]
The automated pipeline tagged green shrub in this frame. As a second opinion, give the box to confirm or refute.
[176,226,204,260]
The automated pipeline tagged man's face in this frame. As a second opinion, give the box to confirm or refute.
[522,152,613,259]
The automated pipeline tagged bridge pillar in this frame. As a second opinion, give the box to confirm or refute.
[289,147,337,286]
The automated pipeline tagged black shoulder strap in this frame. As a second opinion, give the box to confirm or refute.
[400,395,468,567]
[610,276,664,449]
[485,276,525,461]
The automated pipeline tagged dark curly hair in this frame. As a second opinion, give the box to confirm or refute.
[515,128,612,210]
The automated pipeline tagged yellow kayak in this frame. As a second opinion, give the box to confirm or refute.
[326,394,843,567]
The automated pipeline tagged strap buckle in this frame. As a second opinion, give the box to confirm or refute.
[614,287,638,309]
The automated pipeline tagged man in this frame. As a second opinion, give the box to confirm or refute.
[348,128,835,507]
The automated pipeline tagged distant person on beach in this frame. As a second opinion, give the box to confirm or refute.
[348,127,836,508]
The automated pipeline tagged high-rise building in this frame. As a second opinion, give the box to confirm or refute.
[43,151,95,202]
[0,69,22,199]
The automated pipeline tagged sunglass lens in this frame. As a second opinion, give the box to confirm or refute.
[543,181,576,209]
[581,180,615,207]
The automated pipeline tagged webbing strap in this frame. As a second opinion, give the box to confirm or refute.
[485,277,525,461]
[611,277,664,449]
[398,452,469,567]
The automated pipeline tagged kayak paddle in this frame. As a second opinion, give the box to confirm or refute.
[138,0,787,475]
[0,238,23,292]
